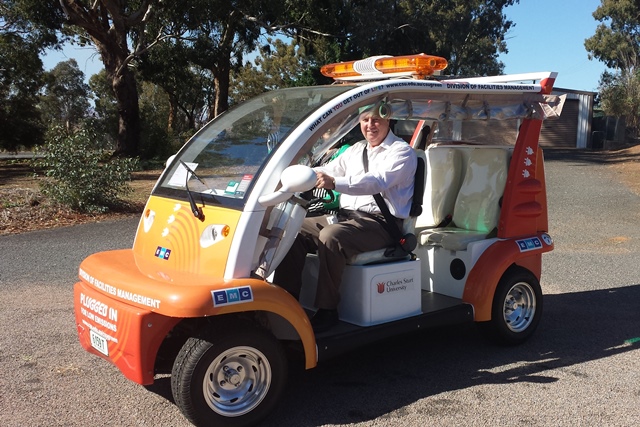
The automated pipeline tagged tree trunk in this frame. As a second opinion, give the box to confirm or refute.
[212,62,231,119]
[58,0,148,158]
[167,93,177,133]
[93,38,141,157]
[111,68,141,157]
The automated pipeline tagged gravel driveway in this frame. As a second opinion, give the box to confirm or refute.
[1,149,639,427]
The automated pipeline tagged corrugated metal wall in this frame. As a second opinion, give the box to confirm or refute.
[540,99,579,147]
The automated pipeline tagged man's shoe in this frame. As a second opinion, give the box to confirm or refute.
[311,309,339,333]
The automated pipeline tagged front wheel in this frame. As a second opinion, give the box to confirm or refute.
[171,323,287,427]
[481,267,543,345]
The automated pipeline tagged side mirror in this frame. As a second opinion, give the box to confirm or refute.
[258,165,316,206]
[279,165,317,192]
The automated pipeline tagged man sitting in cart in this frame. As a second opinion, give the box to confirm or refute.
[274,104,418,332]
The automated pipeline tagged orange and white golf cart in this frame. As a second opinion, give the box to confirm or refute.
[74,54,563,427]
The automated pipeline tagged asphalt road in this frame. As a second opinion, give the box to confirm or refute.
[1,150,639,426]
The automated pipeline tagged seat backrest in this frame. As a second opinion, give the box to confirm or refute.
[415,146,462,228]
[401,148,427,234]
[409,149,426,216]
[451,148,509,233]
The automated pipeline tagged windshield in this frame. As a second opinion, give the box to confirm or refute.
[155,85,352,206]
[155,80,564,208]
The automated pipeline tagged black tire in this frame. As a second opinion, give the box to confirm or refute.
[171,323,288,427]
[481,267,543,345]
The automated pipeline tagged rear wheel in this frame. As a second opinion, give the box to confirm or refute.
[171,323,287,427]
[482,267,543,345]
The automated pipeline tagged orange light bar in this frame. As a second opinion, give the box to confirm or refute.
[321,54,448,81]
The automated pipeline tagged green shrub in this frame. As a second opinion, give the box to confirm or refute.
[34,127,139,213]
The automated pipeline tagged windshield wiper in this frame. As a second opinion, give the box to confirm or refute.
[180,160,206,221]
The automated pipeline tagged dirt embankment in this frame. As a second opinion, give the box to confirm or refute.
[0,160,160,235]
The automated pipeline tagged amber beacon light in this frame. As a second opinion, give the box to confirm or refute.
[320,54,448,81]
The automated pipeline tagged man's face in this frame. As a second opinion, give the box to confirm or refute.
[359,114,390,147]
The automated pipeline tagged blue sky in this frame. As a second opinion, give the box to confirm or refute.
[498,0,607,92]
[42,0,608,93]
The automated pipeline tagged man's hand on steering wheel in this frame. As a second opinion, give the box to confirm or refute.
[301,173,337,217]
[315,171,335,190]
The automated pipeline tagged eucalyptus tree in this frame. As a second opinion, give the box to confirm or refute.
[150,0,268,120]
[40,59,91,131]
[0,31,45,151]
[2,0,521,156]
[2,0,170,156]
[0,0,61,150]
[585,0,640,135]
[230,38,316,104]
[136,36,211,133]
[330,0,518,76]
[56,0,172,156]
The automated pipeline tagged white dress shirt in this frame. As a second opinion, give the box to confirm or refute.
[315,130,417,219]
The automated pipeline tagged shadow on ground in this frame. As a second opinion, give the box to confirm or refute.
[144,284,640,426]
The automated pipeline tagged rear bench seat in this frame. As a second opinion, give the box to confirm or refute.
[417,146,509,251]
[346,144,509,263]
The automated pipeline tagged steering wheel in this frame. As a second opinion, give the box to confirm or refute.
[303,187,336,217]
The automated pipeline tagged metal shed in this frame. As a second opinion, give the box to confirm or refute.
[542,88,595,148]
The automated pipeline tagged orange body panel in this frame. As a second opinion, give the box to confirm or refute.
[463,234,552,321]
[499,119,549,239]
[75,248,319,376]
[132,196,240,278]
[74,280,180,384]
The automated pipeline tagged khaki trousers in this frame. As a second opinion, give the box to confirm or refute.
[273,212,398,309]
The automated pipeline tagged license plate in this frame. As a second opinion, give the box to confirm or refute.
[89,329,109,356]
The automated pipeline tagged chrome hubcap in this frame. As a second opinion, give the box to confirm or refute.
[203,346,271,417]
[503,282,536,333]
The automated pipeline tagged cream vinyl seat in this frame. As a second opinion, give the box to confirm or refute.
[419,148,509,251]
[415,146,463,229]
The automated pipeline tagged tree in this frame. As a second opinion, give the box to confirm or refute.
[87,69,119,147]
[231,38,314,103]
[585,0,640,136]
[40,59,90,131]
[57,0,167,157]
[0,0,62,48]
[2,0,521,157]
[322,0,518,76]
[153,0,266,120]
[2,0,169,156]
[585,0,640,70]
[596,68,640,136]
[147,0,341,119]
[137,39,211,133]
[137,80,175,161]
[0,31,45,151]
[419,0,517,75]
[0,0,60,151]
